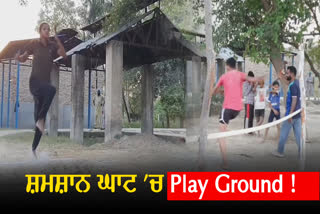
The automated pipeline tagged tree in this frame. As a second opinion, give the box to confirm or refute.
[18,0,28,6]
[103,0,199,36]
[303,0,320,80]
[78,0,112,25]
[308,42,320,70]
[123,59,185,126]
[159,85,185,128]
[198,0,215,170]
[37,0,82,31]
[206,0,317,96]
[153,59,185,127]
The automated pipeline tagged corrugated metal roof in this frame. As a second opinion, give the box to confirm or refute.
[216,47,244,62]
[0,29,82,61]
[80,0,161,34]
[55,8,205,69]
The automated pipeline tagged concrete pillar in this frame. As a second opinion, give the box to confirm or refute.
[200,62,207,93]
[191,57,202,109]
[185,56,202,143]
[141,64,154,135]
[48,64,59,137]
[70,54,85,144]
[105,40,123,142]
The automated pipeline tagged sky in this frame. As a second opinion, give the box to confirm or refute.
[0,0,42,51]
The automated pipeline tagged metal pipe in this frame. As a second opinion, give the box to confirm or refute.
[1,63,4,128]
[15,63,20,129]
[280,53,285,97]
[269,62,273,88]
[6,59,11,128]
[88,69,92,129]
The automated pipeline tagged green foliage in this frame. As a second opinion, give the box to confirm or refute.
[153,59,185,98]
[37,0,112,34]
[124,67,142,119]
[103,0,146,34]
[159,85,185,120]
[309,42,320,69]
[78,0,112,25]
[103,0,199,36]
[210,94,224,116]
[124,59,185,126]
[208,0,312,63]
[37,0,82,31]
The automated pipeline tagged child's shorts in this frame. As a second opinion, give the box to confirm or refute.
[255,109,265,118]
[268,110,280,123]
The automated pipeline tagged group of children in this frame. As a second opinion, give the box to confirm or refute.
[244,72,281,142]
[211,57,302,169]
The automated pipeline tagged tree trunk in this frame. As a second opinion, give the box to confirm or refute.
[166,112,170,128]
[198,0,215,170]
[123,91,131,123]
[285,41,320,83]
[297,44,306,170]
[304,51,320,82]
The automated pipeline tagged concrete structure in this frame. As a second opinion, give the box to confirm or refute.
[105,40,124,141]
[185,56,202,142]
[141,64,154,135]
[70,54,85,144]
[53,8,206,144]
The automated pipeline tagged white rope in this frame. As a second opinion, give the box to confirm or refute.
[207,109,302,140]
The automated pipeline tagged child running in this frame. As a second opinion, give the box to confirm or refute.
[210,57,264,169]
[262,81,281,142]
[15,23,67,158]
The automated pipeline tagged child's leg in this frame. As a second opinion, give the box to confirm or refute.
[263,128,270,142]
[257,116,264,136]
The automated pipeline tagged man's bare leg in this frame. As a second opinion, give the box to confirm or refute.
[36,118,45,134]
[218,123,228,169]
[32,149,38,159]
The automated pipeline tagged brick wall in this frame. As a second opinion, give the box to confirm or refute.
[0,63,105,105]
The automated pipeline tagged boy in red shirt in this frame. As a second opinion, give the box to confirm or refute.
[210,58,265,169]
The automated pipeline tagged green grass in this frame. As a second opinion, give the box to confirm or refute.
[1,132,103,147]
[2,132,74,145]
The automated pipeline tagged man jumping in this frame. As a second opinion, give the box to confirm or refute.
[210,57,265,169]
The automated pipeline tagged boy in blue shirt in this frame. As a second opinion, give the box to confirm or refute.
[262,81,281,142]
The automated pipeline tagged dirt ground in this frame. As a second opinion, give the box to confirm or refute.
[0,101,319,177]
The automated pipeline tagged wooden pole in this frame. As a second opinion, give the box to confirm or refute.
[198,0,216,170]
[298,44,306,171]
